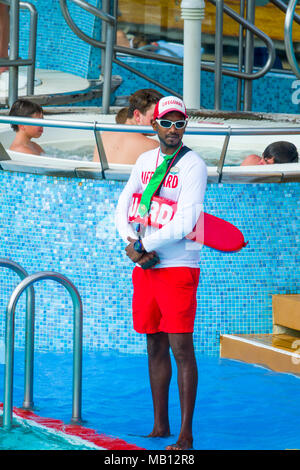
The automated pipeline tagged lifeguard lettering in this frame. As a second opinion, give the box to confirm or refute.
[164,174,178,188]
[141,171,154,184]
[164,98,182,107]
[141,171,178,188]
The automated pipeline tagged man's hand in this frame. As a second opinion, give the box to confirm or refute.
[125,237,144,263]
[126,237,160,268]
[137,251,160,269]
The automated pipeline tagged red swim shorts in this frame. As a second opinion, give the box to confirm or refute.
[132,266,200,334]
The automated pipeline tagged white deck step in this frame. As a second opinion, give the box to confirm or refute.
[220,333,300,375]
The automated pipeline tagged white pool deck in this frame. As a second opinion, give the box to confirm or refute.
[0,68,90,99]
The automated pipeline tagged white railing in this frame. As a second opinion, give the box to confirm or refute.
[0,114,300,182]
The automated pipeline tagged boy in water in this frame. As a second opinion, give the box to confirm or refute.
[9,99,44,155]
[241,141,298,166]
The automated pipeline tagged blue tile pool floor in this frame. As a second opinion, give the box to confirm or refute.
[1,350,300,450]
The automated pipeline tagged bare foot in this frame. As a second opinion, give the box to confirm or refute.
[165,438,193,450]
[147,426,170,438]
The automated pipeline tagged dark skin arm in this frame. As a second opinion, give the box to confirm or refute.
[125,237,160,268]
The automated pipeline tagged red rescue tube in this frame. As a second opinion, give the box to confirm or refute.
[128,193,248,252]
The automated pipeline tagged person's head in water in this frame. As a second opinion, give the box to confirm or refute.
[9,99,44,131]
[9,99,44,136]
[126,89,164,126]
[262,141,298,164]
[115,107,128,124]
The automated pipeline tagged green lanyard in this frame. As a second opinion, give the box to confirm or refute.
[138,144,183,217]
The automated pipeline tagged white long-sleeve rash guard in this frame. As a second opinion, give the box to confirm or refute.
[115,146,208,268]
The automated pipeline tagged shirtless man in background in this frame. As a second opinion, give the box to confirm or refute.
[93,89,163,165]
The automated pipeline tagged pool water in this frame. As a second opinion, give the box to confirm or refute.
[0,418,93,450]
[43,144,94,162]
[1,350,300,450]
[42,144,255,167]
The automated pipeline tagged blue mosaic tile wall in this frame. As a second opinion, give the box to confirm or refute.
[0,171,298,356]
[112,57,300,114]
[19,0,101,79]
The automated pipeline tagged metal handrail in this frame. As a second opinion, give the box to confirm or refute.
[284,0,300,78]
[1,113,300,182]
[270,0,300,25]
[210,0,277,111]
[112,8,275,81]
[208,0,276,80]
[58,0,278,111]
[59,0,115,42]
[2,0,298,113]
[0,259,35,410]
[3,271,83,430]
[0,0,38,106]
[59,0,115,113]
[112,56,182,98]
[268,0,300,79]
[113,0,300,103]
[2,114,300,136]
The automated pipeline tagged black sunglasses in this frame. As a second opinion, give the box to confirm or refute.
[156,119,187,129]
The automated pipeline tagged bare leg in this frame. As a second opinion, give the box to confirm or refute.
[166,333,198,450]
[147,332,171,437]
[0,4,9,74]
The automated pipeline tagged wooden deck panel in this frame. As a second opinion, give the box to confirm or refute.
[273,295,300,331]
[220,333,300,375]
[118,0,300,42]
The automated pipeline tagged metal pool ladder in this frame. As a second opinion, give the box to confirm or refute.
[0,259,35,412]
[1,266,83,430]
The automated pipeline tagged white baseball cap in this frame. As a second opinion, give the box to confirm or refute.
[153,96,188,120]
